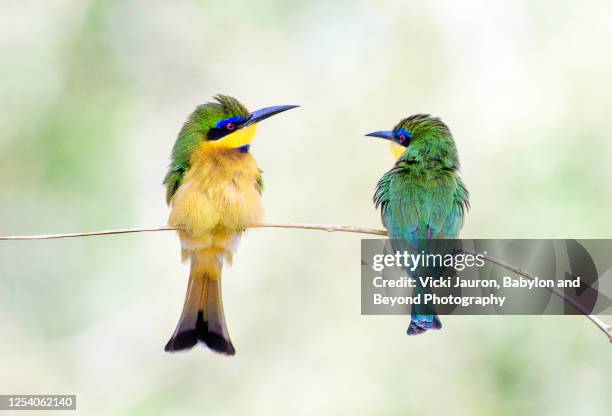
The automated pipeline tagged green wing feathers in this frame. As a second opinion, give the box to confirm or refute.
[375,165,469,241]
[163,167,186,204]
[255,170,264,194]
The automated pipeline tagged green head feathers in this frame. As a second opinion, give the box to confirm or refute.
[366,114,459,169]
[184,94,250,138]
[171,95,248,165]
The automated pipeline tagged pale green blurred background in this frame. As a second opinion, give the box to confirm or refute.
[1,0,611,415]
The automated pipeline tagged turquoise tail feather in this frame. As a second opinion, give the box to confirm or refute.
[407,278,442,335]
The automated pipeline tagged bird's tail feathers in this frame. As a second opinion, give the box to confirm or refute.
[407,311,442,335]
[407,282,442,335]
[165,249,235,355]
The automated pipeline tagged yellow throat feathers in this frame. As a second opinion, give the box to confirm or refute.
[390,142,405,160]
[208,124,258,149]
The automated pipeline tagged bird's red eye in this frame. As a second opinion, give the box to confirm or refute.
[399,134,406,142]
[226,122,235,131]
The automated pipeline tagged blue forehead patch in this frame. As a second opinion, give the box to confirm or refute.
[216,116,245,129]
[396,128,412,139]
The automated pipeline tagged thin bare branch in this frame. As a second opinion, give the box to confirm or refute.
[0,222,609,342]
[0,226,179,240]
[0,223,387,240]
[252,223,388,236]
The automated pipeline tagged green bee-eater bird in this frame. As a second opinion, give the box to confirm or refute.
[366,114,469,334]
[163,95,297,354]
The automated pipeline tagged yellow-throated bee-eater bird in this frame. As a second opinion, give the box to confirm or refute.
[163,95,297,354]
[366,114,469,335]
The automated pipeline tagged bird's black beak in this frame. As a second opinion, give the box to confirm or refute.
[365,130,396,141]
[243,105,299,127]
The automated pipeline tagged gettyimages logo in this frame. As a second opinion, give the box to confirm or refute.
[360,239,612,315]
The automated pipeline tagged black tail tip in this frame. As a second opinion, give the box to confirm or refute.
[164,331,236,355]
[165,329,198,352]
[165,312,236,355]
[201,332,236,355]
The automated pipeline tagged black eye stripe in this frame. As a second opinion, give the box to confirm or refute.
[207,128,227,141]
[207,117,245,141]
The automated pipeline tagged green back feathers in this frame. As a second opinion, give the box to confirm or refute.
[213,94,249,118]
[163,95,250,203]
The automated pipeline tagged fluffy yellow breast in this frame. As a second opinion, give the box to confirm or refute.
[168,145,264,238]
